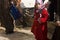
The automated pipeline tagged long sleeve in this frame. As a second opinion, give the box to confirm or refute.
[40,9,48,23]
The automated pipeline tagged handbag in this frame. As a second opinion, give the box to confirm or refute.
[10,4,22,20]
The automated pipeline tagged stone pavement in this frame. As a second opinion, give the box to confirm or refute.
[0,27,35,40]
[0,21,56,40]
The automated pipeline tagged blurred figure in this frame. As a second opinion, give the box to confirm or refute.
[10,0,27,28]
[0,0,14,34]
[48,0,57,21]
[31,0,49,40]
[16,0,27,27]
[16,0,22,13]
[52,0,60,40]
[52,15,60,40]
[10,0,23,27]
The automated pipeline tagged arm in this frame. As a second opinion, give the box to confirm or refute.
[16,0,22,13]
[40,9,48,23]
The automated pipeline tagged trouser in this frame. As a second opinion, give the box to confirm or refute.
[52,26,60,40]
[0,12,14,33]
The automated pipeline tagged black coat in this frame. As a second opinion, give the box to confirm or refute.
[52,0,60,40]
[0,0,14,32]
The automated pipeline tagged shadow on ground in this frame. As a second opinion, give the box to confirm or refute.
[0,27,35,40]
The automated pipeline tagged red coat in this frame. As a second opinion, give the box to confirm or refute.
[31,8,49,40]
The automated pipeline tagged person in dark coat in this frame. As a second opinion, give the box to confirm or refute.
[48,0,57,21]
[0,0,14,34]
[52,0,60,40]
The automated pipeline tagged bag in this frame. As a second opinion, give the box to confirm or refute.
[10,4,22,20]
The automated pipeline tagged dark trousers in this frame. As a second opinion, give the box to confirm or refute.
[52,26,60,40]
[0,11,14,33]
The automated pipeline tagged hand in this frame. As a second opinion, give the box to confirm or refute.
[38,18,41,24]
[36,10,39,13]
[55,21,60,26]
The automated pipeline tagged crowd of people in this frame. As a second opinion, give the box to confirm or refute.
[0,0,60,40]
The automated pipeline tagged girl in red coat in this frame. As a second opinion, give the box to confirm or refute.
[31,0,49,40]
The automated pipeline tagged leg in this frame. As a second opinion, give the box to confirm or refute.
[52,26,60,40]
[1,13,14,34]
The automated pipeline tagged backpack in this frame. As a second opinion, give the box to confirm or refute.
[10,4,22,20]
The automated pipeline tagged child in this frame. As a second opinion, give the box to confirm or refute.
[31,0,49,40]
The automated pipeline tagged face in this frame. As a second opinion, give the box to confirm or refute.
[35,3,40,9]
